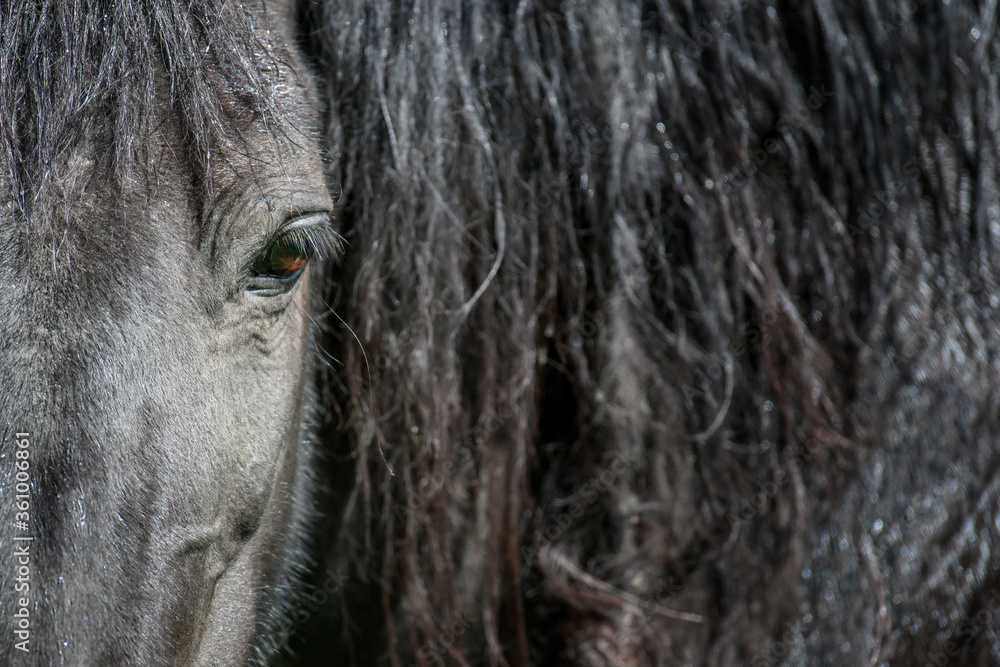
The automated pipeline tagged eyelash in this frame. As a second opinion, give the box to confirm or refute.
[247,215,341,291]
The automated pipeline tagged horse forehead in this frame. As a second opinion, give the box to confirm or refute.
[0,163,188,353]
[24,183,158,287]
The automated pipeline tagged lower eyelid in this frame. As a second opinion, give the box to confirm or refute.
[247,275,303,295]
[240,212,336,292]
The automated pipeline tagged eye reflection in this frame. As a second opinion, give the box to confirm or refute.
[250,236,313,281]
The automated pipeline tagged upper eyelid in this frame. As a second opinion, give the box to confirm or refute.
[280,211,331,234]
[254,211,341,268]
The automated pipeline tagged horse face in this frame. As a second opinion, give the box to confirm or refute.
[0,2,330,663]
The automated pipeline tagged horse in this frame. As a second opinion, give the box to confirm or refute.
[4,0,1000,665]
[0,1,334,663]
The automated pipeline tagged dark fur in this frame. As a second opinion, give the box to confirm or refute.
[4,0,1000,665]
[0,0,278,204]
[290,0,1000,664]
[1,1,330,664]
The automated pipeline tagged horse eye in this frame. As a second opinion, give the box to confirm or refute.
[250,236,313,282]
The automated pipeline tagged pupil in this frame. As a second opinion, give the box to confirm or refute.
[253,238,311,279]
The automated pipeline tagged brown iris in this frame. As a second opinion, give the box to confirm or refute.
[250,236,312,280]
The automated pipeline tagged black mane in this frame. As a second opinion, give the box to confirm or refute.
[295,0,1000,663]
[5,0,1000,663]
[0,0,272,205]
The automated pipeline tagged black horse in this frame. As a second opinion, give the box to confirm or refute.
[4,0,1000,665]
[1,1,335,663]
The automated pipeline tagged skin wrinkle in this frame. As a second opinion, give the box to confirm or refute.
[0,0,332,664]
[5,0,1000,665]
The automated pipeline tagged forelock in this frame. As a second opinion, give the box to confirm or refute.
[0,0,278,209]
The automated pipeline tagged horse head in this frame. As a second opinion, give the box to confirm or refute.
[0,1,330,662]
